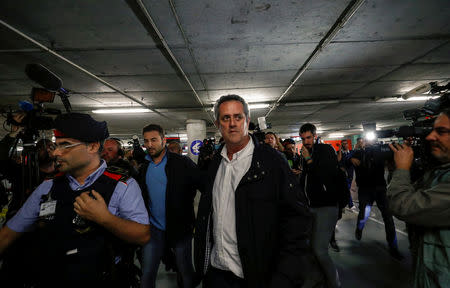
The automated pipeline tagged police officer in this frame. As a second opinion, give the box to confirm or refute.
[0,113,150,287]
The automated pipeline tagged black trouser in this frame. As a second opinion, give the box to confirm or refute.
[203,266,247,288]
[357,185,398,247]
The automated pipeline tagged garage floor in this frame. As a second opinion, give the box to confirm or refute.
[155,204,413,288]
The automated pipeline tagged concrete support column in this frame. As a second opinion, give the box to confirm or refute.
[186,119,206,163]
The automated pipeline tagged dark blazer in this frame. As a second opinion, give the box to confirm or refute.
[194,135,313,288]
[300,143,342,208]
[138,150,199,245]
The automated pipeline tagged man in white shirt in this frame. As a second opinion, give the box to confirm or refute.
[194,95,314,288]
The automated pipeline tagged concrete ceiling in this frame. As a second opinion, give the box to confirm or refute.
[0,0,449,140]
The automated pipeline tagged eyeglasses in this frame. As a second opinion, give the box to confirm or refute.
[51,142,84,151]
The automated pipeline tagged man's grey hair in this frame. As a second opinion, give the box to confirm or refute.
[214,94,250,121]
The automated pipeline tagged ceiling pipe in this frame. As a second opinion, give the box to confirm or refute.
[0,19,175,121]
[265,0,365,118]
[130,0,215,124]
[167,0,214,107]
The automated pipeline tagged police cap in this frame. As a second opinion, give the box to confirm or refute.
[54,113,109,142]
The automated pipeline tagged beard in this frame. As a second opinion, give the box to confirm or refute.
[430,142,449,163]
[150,147,164,158]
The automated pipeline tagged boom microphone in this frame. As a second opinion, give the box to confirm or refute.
[25,63,62,91]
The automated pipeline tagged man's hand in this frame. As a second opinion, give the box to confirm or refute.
[9,112,26,137]
[389,143,414,171]
[74,190,111,224]
[350,158,361,167]
[301,146,310,158]
[291,168,301,175]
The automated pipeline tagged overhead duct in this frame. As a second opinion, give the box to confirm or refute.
[0,19,176,121]
[126,0,215,124]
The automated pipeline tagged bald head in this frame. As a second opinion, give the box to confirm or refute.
[167,141,182,155]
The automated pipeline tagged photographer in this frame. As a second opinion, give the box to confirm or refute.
[387,109,450,287]
[0,112,57,219]
[351,138,403,259]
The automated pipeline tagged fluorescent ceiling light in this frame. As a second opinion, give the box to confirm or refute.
[397,96,440,102]
[284,100,339,106]
[92,108,151,114]
[328,133,344,139]
[249,103,270,109]
[377,95,440,102]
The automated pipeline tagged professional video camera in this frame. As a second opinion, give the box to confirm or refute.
[4,64,72,144]
[1,64,72,217]
[129,135,146,164]
[362,92,449,178]
[199,138,215,156]
[249,116,271,144]
[198,138,216,170]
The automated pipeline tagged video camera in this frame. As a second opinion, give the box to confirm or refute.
[362,92,449,176]
[4,64,72,143]
[1,64,72,214]
[199,138,215,156]
[249,116,271,144]
[198,138,216,170]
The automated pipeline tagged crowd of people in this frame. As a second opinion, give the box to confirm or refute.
[0,94,448,288]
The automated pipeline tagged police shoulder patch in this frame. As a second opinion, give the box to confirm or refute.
[104,166,130,182]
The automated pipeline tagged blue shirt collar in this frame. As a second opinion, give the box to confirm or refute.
[66,160,107,191]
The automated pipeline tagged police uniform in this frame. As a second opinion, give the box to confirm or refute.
[4,113,149,287]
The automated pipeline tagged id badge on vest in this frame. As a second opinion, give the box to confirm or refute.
[39,194,57,219]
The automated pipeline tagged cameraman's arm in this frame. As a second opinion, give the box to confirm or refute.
[0,134,16,162]
[387,143,450,227]
[0,113,25,162]
[387,169,450,227]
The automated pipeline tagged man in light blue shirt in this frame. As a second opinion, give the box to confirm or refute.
[145,148,168,231]
[138,124,198,288]
[0,113,150,286]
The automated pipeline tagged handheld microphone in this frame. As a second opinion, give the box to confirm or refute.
[25,63,62,91]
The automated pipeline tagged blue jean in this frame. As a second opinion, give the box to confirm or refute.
[141,225,195,288]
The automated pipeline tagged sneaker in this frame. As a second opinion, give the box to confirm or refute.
[330,239,340,252]
[355,228,362,240]
[389,247,404,261]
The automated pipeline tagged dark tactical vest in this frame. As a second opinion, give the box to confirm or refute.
[34,168,129,287]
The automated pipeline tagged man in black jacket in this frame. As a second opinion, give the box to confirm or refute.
[194,95,313,288]
[299,123,341,288]
[351,140,403,260]
[138,124,198,288]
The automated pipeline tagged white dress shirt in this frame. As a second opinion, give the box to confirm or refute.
[210,138,254,278]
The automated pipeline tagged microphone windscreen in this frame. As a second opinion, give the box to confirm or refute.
[25,63,62,91]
